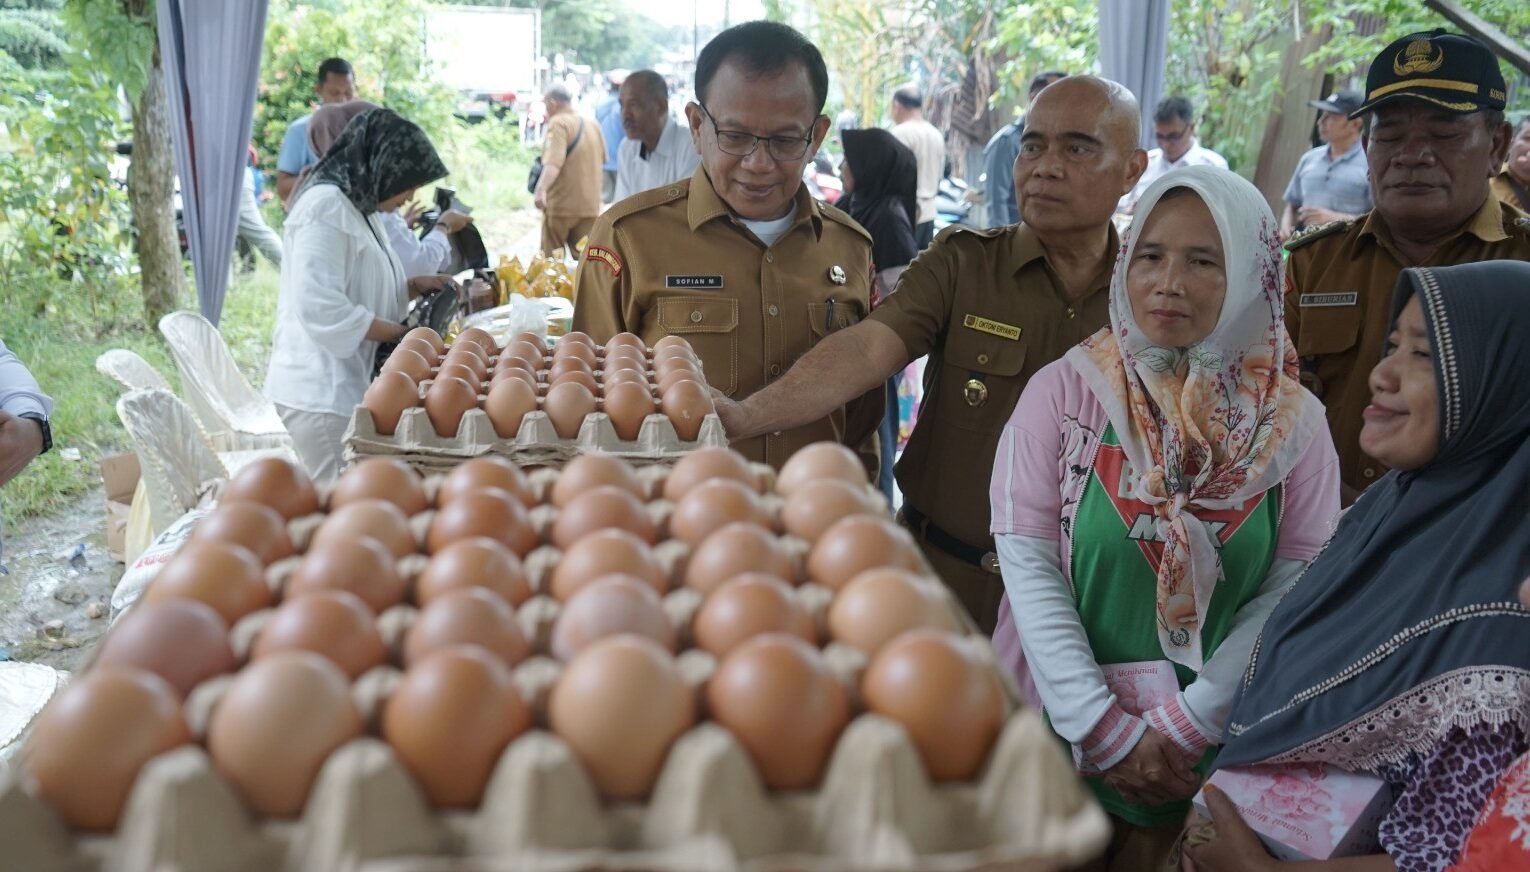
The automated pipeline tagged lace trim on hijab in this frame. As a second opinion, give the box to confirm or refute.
[1415,268,1464,440]
[1250,666,1530,772]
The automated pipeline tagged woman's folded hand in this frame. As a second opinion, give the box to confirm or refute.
[1101,728,1201,806]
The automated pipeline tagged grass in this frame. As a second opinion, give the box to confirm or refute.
[0,265,280,528]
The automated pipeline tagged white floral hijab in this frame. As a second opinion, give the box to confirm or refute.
[1065,164,1325,670]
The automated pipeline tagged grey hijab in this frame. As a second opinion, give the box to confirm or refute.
[1218,261,1530,773]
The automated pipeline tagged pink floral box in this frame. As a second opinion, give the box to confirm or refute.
[1192,763,1395,862]
[1074,660,1180,772]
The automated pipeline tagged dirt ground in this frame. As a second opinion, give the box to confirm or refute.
[0,487,119,673]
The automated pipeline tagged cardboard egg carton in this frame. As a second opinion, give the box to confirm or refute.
[2,462,1110,870]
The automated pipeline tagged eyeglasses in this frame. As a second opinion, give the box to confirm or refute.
[1155,128,1190,143]
[698,103,818,162]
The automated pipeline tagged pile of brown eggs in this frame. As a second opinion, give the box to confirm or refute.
[20,447,1008,833]
[363,327,717,442]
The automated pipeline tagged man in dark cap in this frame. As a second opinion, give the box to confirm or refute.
[1279,89,1372,240]
[1285,30,1530,501]
[1492,115,1530,214]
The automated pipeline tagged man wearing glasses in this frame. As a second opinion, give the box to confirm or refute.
[1116,96,1226,216]
[573,21,881,472]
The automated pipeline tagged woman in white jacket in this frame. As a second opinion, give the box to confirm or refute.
[263,107,452,482]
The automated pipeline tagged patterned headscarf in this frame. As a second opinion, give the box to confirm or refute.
[1065,164,1324,670]
[293,107,447,215]
[307,100,380,159]
[1219,261,1530,773]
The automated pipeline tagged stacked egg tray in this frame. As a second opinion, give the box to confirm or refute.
[1,452,1109,872]
[346,327,727,471]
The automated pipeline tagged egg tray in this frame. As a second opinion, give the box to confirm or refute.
[343,406,729,473]
[4,468,1110,870]
[1,561,1108,872]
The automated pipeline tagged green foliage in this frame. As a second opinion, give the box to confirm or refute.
[0,60,136,320]
[985,0,1097,112]
[0,2,68,75]
[62,0,153,101]
[433,116,535,212]
[256,0,458,166]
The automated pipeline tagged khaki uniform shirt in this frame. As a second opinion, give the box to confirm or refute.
[871,223,1115,549]
[543,109,605,219]
[1491,169,1530,215]
[1285,193,1530,492]
[571,167,880,469]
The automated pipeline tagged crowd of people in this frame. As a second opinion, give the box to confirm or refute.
[4,15,1516,872]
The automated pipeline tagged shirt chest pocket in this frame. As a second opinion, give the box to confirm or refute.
[656,297,739,395]
[806,299,865,347]
[935,334,1029,433]
[1295,305,1363,358]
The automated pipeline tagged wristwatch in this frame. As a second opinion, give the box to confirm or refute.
[19,412,51,454]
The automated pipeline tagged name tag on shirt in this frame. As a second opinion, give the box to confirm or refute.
[666,275,724,289]
[962,314,1022,341]
[1299,292,1359,307]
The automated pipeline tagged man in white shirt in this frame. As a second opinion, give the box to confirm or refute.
[889,84,945,247]
[613,70,701,203]
[1117,95,1227,215]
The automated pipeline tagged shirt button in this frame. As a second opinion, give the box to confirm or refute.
[667,187,680,196]
[768,304,779,316]
[977,353,990,365]
[1363,467,1375,479]
[690,310,703,323]
[765,252,774,263]
[769,364,781,376]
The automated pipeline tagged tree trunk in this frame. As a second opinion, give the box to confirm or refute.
[129,40,184,328]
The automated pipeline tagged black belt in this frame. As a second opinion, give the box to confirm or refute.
[901,504,1000,573]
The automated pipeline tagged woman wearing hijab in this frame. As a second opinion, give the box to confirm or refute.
[987,165,1341,871]
[297,100,471,277]
[263,107,452,483]
[1186,261,1530,872]
[839,127,919,502]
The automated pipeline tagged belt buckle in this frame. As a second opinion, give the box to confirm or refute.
[980,552,1001,574]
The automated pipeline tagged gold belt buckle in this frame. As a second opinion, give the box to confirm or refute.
[981,552,1001,574]
[964,378,989,407]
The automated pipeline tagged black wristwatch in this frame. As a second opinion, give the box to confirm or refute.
[19,412,51,455]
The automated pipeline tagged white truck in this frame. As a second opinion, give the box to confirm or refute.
[425,5,542,122]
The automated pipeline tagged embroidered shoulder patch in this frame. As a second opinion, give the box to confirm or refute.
[585,245,622,278]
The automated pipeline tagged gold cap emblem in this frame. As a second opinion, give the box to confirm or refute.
[963,378,989,407]
[1394,38,1445,76]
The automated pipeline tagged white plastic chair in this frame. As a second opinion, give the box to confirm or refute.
[157,311,291,451]
[115,389,228,535]
[95,349,173,394]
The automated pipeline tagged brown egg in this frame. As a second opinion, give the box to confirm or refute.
[548,354,594,384]
[191,501,292,565]
[508,340,547,369]
[490,364,540,395]
[383,346,434,384]
[560,330,597,349]
[828,567,949,654]
[383,645,532,808]
[311,498,416,558]
[806,515,923,589]
[427,488,539,556]
[707,634,849,790]
[669,479,770,546]
[437,456,536,509]
[652,335,694,356]
[483,378,538,439]
[661,379,714,442]
[777,443,868,497]
[456,327,498,357]
[552,485,657,548]
[654,354,700,384]
[25,668,191,831]
[404,587,531,667]
[549,528,667,601]
[781,479,877,542]
[600,367,650,392]
[552,338,599,368]
[543,381,597,439]
[396,336,441,367]
[684,522,797,593]
[862,630,1005,782]
[550,452,643,507]
[551,368,600,395]
[329,457,429,516]
[252,590,386,679]
[286,537,406,613]
[361,370,420,436]
[416,537,532,607]
[436,361,483,393]
[495,352,539,377]
[207,652,362,817]
[94,600,235,697]
[603,332,646,355]
[692,574,814,656]
[662,447,758,502]
[404,326,447,356]
[143,540,272,625]
[222,457,319,520]
[601,346,647,373]
[601,380,655,441]
[509,331,546,350]
[550,575,676,661]
[656,367,703,394]
[548,636,695,800]
[424,375,480,438]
